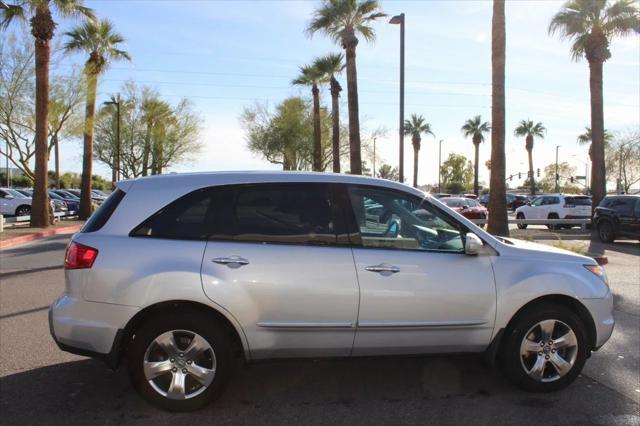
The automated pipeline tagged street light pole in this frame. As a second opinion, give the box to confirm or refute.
[555,145,560,193]
[390,13,405,183]
[372,137,377,178]
[438,139,443,193]
[104,94,121,187]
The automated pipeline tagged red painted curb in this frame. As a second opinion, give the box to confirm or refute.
[0,224,82,249]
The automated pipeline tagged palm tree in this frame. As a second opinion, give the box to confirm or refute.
[461,115,491,196]
[577,126,613,159]
[1,0,94,227]
[550,0,639,210]
[307,0,386,175]
[314,53,345,173]
[514,120,546,196]
[403,114,434,188]
[487,0,508,236]
[64,18,130,219]
[292,64,326,172]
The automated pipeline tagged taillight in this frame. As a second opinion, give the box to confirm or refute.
[64,241,98,270]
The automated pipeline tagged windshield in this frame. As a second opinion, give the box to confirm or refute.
[6,189,27,198]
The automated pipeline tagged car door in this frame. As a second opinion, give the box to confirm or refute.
[526,196,544,219]
[200,182,359,359]
[613,198,638,237]
[0,190,10,215]
[343,184,496,356]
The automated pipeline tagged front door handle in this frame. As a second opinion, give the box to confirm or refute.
[365,264,400,274]
[212,256,250,266]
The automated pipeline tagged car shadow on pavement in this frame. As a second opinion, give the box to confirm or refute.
[1,355,638,425]
[586,239,640,257]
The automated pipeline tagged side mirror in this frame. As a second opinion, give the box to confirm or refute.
[465,233,483,256]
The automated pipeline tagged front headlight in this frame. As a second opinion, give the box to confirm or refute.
[584,264,609,286]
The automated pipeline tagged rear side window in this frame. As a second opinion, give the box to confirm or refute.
[611,198,635,215]
[131,188,216,240]
[232,183,336,245]
[82,189,125,233]
[565,196,591,206]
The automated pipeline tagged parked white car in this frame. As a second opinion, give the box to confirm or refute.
[49,173,613,411]
[0,187,33,216]
[515,194,592,229]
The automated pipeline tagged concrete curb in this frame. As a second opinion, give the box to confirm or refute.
[0,224,82,249]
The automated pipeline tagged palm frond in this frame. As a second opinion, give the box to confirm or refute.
[52,0,94,19]
[1,3,26,30]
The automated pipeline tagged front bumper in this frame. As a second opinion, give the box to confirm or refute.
[581,290,615,350]
[48,294,138,368]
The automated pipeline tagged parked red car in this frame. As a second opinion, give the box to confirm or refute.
[441,197,488,221]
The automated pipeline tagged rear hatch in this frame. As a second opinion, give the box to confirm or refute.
[564,196,592,217]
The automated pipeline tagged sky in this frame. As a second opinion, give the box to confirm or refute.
[7,0,640,189]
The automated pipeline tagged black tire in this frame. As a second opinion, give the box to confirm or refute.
[597,220,615,243]
[516,213,527,229]
[15,205,31,217]
[547,213,560,230]
[128,311,234,411]
[502,304,588,393]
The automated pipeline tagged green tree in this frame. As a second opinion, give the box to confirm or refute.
[577,126,613,159]
[1,0,93,227]
[377,164,399,181]
[440,153,474,193]
[514,119,546,196]
[0,33,84,185]
[550,0,640,210]
[461,115,491,196]
[307,0,386,175]
[63,18,130,219]
[314,53,345,173]
[94,83,203,178]
[403,114,433,188]
[292,64,325,172]
[539,162,580,193]
[605,130,640,193]
[488,0,508,236]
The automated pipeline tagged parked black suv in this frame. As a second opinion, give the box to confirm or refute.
[593,195,640,243]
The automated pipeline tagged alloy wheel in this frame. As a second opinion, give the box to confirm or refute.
[143,330,216,400]
[519,319,578,383]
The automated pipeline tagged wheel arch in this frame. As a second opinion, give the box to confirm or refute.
[491,294,597,362]
[14,204,31,215]
[116,300,249,368]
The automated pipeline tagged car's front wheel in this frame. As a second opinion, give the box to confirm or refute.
[128,311,233,411]
[597,221,615,243]
[15,205,31,217]
[502,304,588,392]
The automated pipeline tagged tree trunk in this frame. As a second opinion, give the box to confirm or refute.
[312,83,322,172]
[473,140,480,196]
[589,59,606,213]
[79,70,98,220]
[412,139,419,188]
[344,39,362,175]
[330,77,341,173]
[30,25,52,227]
[487,0,509,236]
[527,146,535,195]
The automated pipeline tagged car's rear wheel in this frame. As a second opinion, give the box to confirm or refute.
[502,304,588,392]
[547,213,560,230]
[15,205,31,217]
[128,312,233,411]
[516,213,527,229]
[597,221,615,243]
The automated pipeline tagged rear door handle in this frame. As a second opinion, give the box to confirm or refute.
[212,256,250,266]
[365,264,400,274]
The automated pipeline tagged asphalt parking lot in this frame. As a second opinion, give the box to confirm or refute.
[1,234,638,425]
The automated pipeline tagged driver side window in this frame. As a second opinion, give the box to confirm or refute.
[347,186,464,253]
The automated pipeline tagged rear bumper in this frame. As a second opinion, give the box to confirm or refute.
[48,294,138,368]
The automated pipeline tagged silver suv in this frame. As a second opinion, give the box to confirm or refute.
[49,172,614,411]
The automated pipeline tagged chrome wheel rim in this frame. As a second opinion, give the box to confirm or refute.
[520,319,578,383]
[143,330,216,400]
